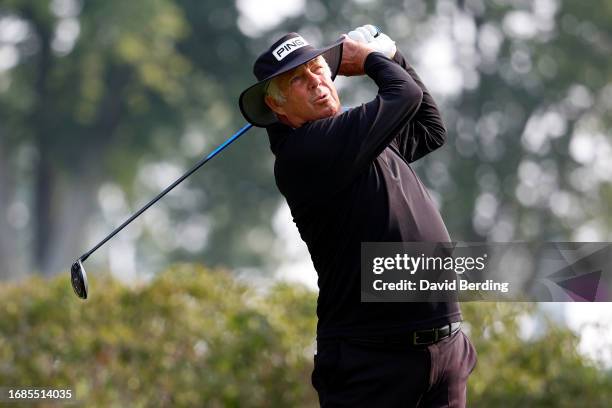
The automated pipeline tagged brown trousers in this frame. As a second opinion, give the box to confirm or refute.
[312,330,478,407]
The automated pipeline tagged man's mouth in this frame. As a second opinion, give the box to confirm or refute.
[313,94,328,103]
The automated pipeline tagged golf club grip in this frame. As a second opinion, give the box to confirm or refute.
[80,123,254,262]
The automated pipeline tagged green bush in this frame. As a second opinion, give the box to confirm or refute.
[0,265,318,407]
[463,303,612,407]
[1,265,610,407]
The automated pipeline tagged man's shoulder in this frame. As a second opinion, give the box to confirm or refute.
[300,107,363,138]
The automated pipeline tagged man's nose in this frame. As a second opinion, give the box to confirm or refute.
[306,69,321,88]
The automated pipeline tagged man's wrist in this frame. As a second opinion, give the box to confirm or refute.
[360,49,377,72]
[364,51,390,73]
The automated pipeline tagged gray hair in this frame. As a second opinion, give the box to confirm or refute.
[265,77,287,105]
[265,56,331,106]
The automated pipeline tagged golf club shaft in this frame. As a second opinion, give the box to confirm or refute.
[80,123,253,262]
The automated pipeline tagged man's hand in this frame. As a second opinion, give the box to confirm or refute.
[338,35,376,77]
[347,24,396,59]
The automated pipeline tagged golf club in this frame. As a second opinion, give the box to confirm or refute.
[70,123,253,299]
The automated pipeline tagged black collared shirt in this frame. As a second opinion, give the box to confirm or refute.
[267,51,461,339]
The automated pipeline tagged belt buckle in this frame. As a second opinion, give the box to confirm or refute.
[413,328,437,345]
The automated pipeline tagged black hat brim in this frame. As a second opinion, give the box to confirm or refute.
[239,38,344,128]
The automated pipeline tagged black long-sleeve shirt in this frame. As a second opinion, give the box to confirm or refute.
[267,51,461,339]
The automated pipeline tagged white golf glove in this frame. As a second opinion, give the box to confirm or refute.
[347,24,396,59]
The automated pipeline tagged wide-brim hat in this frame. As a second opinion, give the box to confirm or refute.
[239,33,344,127]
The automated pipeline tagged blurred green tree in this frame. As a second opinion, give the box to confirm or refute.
[0,0,197,276]
[0,0,283,278]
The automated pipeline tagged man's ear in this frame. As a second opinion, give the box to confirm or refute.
[264,95,286,116]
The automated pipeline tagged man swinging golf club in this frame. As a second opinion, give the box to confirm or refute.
[239,26,477,407]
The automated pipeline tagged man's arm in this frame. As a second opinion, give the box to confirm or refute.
[275,39,424,200]
[345,25,447,163]
[334,49,425,175]
[390,50,447,163]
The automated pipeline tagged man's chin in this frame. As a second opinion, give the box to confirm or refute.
[318,104,341,119]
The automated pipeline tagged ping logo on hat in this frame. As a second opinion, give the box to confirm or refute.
[272,36,310,61]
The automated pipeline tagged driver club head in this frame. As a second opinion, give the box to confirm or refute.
[71,259,88,299]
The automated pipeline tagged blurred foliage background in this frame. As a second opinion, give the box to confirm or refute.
[1,0,611,405]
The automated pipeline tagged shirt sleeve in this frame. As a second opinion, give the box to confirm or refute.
[389,50,447,163]
[277,52,423,199]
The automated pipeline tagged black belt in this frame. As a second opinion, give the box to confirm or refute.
[412,321,462,346]
[344,321,462,347]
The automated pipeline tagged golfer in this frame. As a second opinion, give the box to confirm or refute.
[239,26,477,407]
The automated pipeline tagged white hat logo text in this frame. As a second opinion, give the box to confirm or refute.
[272,36,309,61]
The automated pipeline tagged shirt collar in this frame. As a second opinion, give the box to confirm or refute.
[266,122,294,155]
